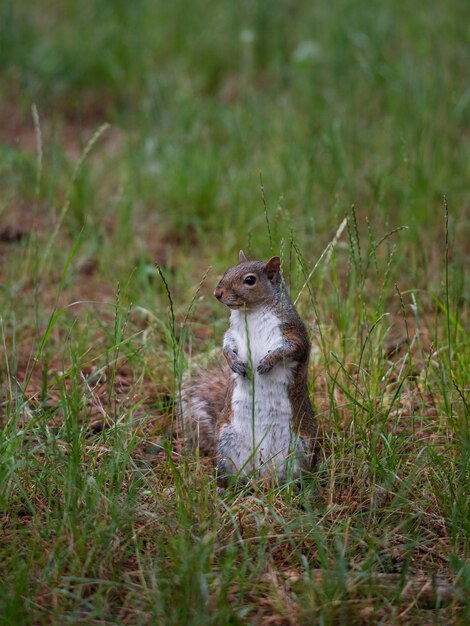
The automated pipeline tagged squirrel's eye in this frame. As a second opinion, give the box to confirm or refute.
[244,275,257,286]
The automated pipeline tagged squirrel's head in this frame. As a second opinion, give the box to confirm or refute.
[213,250,281,310]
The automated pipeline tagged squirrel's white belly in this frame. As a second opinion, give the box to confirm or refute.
[231,308,283,368]
[219,308,300,478]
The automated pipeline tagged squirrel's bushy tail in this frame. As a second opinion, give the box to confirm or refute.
[175,363,230,457]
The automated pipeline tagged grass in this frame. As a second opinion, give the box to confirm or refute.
[0,0,469,623]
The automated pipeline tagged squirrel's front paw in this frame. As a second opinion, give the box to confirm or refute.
[231,359,248,376]
[224,348,248,376]
[257,356,275,374]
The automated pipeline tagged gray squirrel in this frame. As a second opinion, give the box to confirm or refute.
[176,251,317,485]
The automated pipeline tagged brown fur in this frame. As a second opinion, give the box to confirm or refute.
[213,257,282,311]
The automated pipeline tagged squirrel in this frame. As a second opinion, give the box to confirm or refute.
[176,251,317,486]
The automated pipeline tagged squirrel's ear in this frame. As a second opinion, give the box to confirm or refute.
[239,250,248,263]
[265,256,281,282]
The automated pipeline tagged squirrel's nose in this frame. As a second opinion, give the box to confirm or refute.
[214,288,223,300]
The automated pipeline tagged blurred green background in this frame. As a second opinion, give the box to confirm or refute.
[1,0,469,274]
